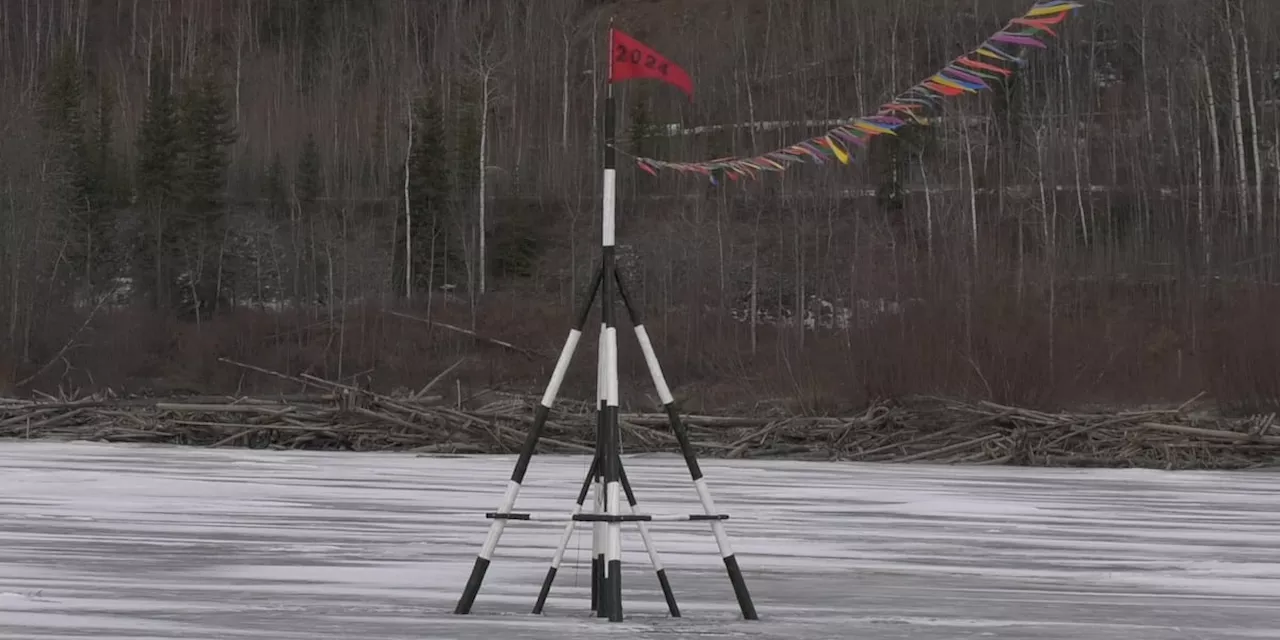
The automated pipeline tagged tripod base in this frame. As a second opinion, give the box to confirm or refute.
[452,260,758,622]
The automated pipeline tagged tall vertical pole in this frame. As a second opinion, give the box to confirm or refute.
[599,22,625,623]
[592,318,605,615]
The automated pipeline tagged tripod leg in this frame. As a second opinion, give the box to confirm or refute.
[454,264,603,615]
[532,455,599,615]
[614,270,758,621]
[618,464,680,617]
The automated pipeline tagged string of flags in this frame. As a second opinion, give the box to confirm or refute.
[621,0,1083,183]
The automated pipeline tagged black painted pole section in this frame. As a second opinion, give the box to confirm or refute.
[454,262,604,616]
[723,556,757,620]
[532,455,600,615]
[577,264,605,331]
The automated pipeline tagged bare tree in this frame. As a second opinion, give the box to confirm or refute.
[462,16,508,296]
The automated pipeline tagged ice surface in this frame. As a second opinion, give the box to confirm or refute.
[1,441,1277,639]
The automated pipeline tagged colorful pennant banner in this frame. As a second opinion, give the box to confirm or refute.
[622,0,1082,184]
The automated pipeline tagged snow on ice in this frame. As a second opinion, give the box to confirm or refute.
[1,441,1278,639]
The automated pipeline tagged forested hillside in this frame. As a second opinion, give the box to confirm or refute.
[1,0,1278,413]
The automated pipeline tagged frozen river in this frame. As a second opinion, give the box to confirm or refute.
[1,441,1277,639]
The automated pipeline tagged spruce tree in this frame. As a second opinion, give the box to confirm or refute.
[368,105,387,190]
[452,96,481,198]
[88,83,118,210]
[83,82,121,286]
[627,99,662,159]
[39,45,87,169]
[38,43,94,286]
[393,96,454,295]
[177,66,236,218]
[296,133,323,207]
[137,67,181,207]
[298,0,327,93]
[293,132,325,304]
[134,61,182,308]
[451,93,484,289]
[174,63,237,316]
[874,135,907,214]
[992,73,1024,150]
[261,153,289,220]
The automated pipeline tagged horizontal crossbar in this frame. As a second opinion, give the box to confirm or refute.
[485,512,729,523]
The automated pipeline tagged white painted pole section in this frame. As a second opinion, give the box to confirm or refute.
[479,480,522,560]
[633,325,673,405]
[628,501,666,572]
[548,503,583,567]
[605,480,622,572]
[605,327,619,406]
[693,478,735,559]
[597,323,606,407]
[604,324,622,576]
[541,329,582,408]
[602,168,617,247]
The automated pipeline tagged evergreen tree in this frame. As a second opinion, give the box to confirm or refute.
[38,43,94,286]
[874,135,907,214]
[88,83,118,207]
[491,206,541,280]
[177,66,236,217]
[174,62,237,316]
[39,45,87,165]
[137,67,181,207]
[451,92,484,287]
[134,61,182,309]
[452,96,481,198]
[83,82,121,285]
[627,99,663,159]
[393,96,455,294]
[368,102,387,189]
[298,0,327,93]
[296,133,323,207]
[872,124,934,215]
[261,153,289,220]
[293,132,325,304]
[992,73,1025,150]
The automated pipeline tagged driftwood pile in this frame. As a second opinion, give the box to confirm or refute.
[734,398,1280,469]
[1,371,1277,469]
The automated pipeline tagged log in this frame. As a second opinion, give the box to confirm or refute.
[1139,421,1280,445]
[385,311,539,359]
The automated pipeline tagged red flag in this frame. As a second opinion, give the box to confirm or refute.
[610,29,694,99]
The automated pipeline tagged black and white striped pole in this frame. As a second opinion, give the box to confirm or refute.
[598,35,625,620]
[453,267,600,615]
[591,322,606,614]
